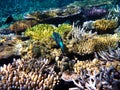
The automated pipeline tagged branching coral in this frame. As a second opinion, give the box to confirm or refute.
[75,58,120,74]
[0,58,60,90]
[25,24,72,42]
[67,23,97,42]
[92,19,118,34]
[73,66,120,90]
[96,46,120,61]
[25,24,55,41]
[69,34,120,55]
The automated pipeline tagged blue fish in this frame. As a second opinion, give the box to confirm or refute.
[52,32,64,53]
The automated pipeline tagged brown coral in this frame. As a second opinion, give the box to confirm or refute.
[68,34,119,55]
[9,20,38,33]
[74,58,120,74]
[92,19,118,34]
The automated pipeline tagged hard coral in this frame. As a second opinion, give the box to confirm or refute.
[25,24,55,41]
[9,20,38,33]
[25,24,72,42]
[0,58,60,90]
[93,19,118,34]
[68,34,119,55]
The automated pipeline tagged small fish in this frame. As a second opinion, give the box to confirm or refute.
[52,32,64,53]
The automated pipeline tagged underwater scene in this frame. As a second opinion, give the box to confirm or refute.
[0,0,120,90]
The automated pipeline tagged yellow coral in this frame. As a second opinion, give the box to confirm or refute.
[93,19,118,34]
[74,58,120,74]
[25,24,72,42]
[25,24,55,41]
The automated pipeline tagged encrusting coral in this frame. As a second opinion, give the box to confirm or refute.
[92,19,118,34]
[9,20,39,33]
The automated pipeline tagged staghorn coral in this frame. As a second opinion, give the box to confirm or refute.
[73,66,120,90]
[92,19,118,34]
[25,23,72,42]
[67,23,97,43]
[95,46,120,61]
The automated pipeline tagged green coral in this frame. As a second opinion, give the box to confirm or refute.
[25,24,55,41]
[56,23,72,36]
[25,24,72,41]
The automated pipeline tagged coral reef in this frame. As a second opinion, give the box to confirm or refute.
[93,19,118,34]
[68,0,115,8]
[67,23,97,42]
[0,37,22,60]
[0,1,120,90]
[82,7,108,20]
[74,58,120,74]
[25,24,55,41]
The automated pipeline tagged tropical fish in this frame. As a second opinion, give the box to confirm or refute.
[52,32,64,53]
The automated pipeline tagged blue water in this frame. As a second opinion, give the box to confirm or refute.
[0,0,81,27]
[0,0,80,17]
